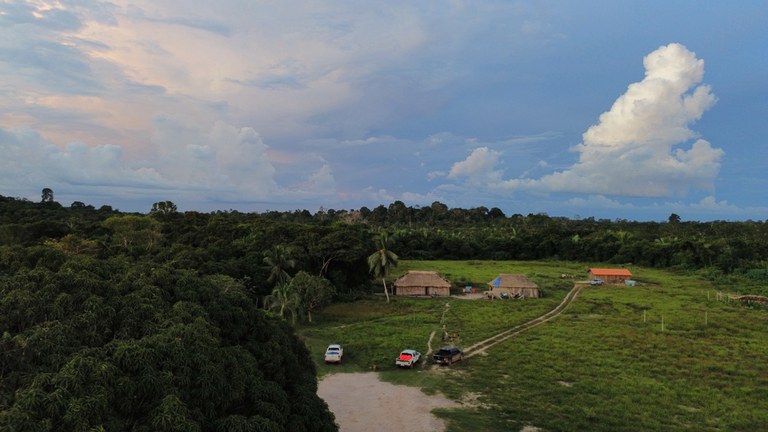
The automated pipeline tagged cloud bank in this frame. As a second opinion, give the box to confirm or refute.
[0,119,335,209]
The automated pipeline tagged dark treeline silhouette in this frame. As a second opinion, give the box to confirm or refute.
[3,195,768,285]
[1,194,767,429]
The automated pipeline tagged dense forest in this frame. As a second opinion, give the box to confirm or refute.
[2,194,767,430]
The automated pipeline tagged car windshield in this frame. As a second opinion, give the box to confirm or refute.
[327,348,339,352]
[399,353,412,360]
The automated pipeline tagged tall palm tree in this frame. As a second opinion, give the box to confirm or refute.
[263,245,296,286]
[367,230,398,303]
[264,282,301,323]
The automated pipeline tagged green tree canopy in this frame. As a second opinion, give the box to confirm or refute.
[0,258,337,432]
[290,271,336,323]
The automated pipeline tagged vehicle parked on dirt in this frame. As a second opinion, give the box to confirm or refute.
[432,346,464,365]
[590,279,604,285]
[395,349,421,368]
[324,344,343,364]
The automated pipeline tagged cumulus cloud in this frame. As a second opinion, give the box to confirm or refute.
[145,117,279,201]
[500,43,723,198]
[360,187,395,203]
[448,146,503,185]
[289,164,337,197]
[400,191,444,206]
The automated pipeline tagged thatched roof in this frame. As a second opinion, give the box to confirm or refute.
[487,274,538,289]
[394,271,452,288]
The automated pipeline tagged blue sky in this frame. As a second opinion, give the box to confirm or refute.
[1,1,766,221]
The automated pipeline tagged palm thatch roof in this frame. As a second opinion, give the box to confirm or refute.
[487,274,538,288]
[394,271,451,288]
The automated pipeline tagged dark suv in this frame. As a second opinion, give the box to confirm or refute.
[432,346,464,365]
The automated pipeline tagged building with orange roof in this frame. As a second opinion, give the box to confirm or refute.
[588,268,633,284]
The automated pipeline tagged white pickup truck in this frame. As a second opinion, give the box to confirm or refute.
[324,344,343,364]
[395,349,421,368]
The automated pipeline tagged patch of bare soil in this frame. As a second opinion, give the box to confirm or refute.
[317,372,459,432]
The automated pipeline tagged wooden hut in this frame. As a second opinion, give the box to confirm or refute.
[588,268,632,284]
[394,271,452,297]
[487,274,540,298]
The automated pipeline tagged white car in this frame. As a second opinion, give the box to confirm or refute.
[324,344,343,364]
[395,349,421,368]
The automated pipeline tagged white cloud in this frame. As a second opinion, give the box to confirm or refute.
[290,164,337,197]
[427,170,446,181]
[564,195,637,210]
[360,187,394,203]
[448,146,503,185]
[501,43,723,198]
[400,191,443,206]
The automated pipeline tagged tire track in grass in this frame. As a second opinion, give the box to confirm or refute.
[421,330,437,369]
[463,284,583,358]
[423,299,453,368]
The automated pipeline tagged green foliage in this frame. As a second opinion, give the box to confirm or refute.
[367,230,399,302]
[263,245,297,286]
[290,271,336,323]
[265,282,301,323]
[303,261,768,431]
[0,256,337,431]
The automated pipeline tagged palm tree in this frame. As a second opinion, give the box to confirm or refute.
[367,230,398,303]
[263,245,296,286]
[264,282,301,323]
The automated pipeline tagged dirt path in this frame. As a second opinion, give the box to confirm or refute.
[463,284,583,358]
[317,372,459,432]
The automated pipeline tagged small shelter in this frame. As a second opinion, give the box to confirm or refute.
[588,268,633,284]
[394,271,452,297]
[487,274,540,298]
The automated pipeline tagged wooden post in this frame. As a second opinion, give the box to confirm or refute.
[643,310,646,323]
[661,315,665,332]
[705,311,708,325]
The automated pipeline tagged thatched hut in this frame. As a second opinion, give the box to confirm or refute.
[394,271,452,297]
[487,274,540,298]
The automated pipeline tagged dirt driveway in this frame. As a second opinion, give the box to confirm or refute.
[317,372,459,432]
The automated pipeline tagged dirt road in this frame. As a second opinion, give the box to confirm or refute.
[317,372,458,432]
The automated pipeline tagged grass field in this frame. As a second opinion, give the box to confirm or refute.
[300,261,768,431]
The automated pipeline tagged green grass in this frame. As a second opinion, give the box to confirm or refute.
[300,261,768,431]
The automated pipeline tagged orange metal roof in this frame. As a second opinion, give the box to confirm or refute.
[589,268,632,276]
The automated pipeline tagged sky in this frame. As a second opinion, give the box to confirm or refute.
[1,1,767,221]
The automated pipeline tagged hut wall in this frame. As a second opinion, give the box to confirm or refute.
[491,287,540,298]
[396,286,427,296]
[426,286,450,296]
[521,287,540,298]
